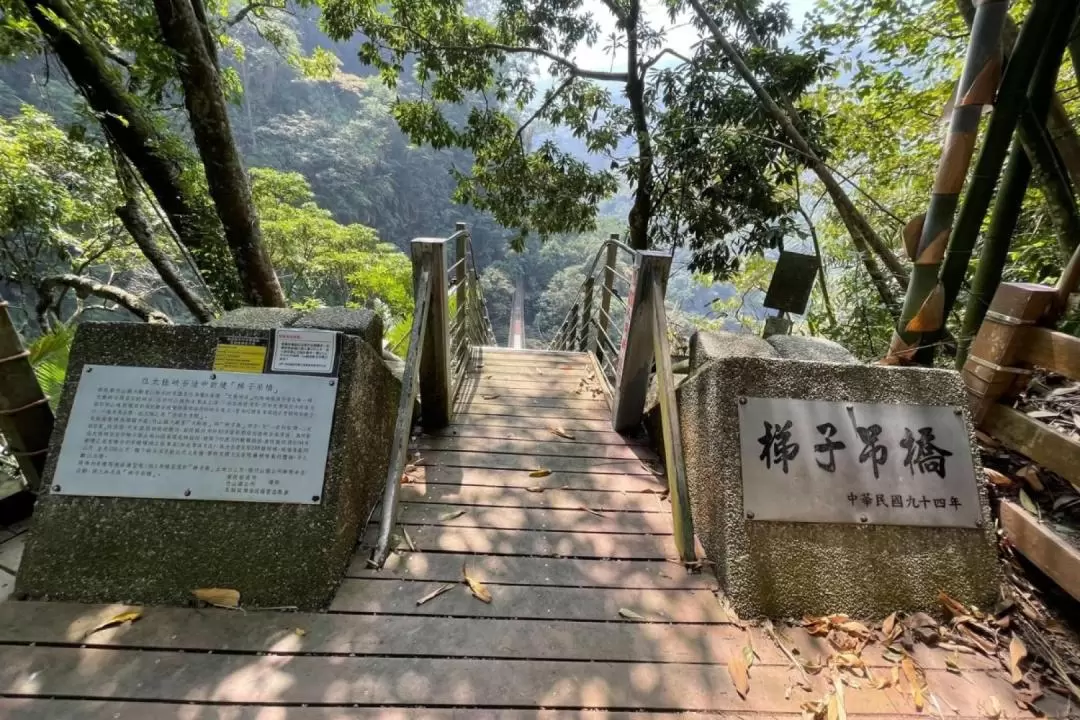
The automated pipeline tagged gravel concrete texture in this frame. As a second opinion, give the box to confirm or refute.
[15,322,399,610]
[689,330,777,370]
[212,307,383,353]
[766,335,859,364]
[676,356,998,619]
[208,307,302,329]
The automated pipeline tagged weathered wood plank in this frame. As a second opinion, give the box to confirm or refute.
[0,531,25,574]
[331,578,727,622]
[400,482,668,511]
[347,552,710,589]
[0,646,1024,714]
[407,466,667,492]
[452,402,612,421]
[428,424,649,447]
[456,394,607,410]
[982,404,1080,490]
[460,374,590,390]
[1001,500,1080,602]
[415,436,651,460]
[0,702,822,720]
[1022,326,1080,380]
[420,450,655,475]
[451,413,619,432]
[360,524,673,559]
[394,502,672,534]
[0,599,996,673]
[0,567,14,603]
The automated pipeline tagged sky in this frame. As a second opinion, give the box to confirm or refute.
[562,0,819,75]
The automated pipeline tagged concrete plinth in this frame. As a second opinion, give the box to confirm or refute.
[15,321,398,610]
[676,355,998,619]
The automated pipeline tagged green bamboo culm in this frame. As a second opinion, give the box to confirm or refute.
[884,0,1008,365]
[956,141,1033,363]
[915,0,1057,366]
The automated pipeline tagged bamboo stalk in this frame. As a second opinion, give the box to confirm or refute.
[885,0,1008,365]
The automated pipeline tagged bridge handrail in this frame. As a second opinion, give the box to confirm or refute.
[548,238,696,563]
[371,224,495,569]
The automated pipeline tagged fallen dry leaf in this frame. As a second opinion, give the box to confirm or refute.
[618,607,645,620]
[462,563,492,603]
[837,620,872,637]
[481,393,500,400]
[549,425,575,440]
[192,588,240,609]
[416,583,455,606]
[1008,634,1027,685]
[439,510,467,521]
[882,611,898,638]
[1019,488,1040,517]
[983,695,1001,719]
[579,505,605,517]
[85,610,142,638]
[937,592,969,618]
[945,654,961,674]
[1016,464,1044,491]
[526,485,546,493]
[728,653,750,699]
[901,656,924,711]
[984,468,1013,487]
[832,677,847,720]
[529,468,552,478]
[294,627,307,637]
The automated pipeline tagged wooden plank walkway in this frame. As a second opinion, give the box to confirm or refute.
[0,348,1048,717]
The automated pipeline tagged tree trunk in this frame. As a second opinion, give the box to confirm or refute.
[22,0,241,308]
[687,0,908,297]
[39,275,173,324]
[886,0,1008,365]
[956,142,1032,366]
[152,0,286,308]
[115,165,216,323]
[624,0,652,251]
[929,0,1058,366]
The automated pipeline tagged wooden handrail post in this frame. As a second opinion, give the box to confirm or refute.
[596,237,618,364]
[962,282,1056,424]
[412,238,452,429]
[579,276,594,352]
[0,298,53,493]
[612,251,671,433]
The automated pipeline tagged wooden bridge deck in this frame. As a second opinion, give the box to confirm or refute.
[0,348,1045,717]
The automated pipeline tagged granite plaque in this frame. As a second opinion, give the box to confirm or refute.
[739,396,980,527]
[52,364,337,504]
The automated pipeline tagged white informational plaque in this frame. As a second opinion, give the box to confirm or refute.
[51,365,338,504]
[271,329,337,374]
[739,396,981,528]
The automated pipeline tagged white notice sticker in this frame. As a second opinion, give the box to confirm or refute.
[271,329,337,374]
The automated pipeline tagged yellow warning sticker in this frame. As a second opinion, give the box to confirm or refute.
[212,344,267,373]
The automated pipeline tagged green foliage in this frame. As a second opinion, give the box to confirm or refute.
[0,105,136,294]
[27,321,73,407]
[251,167,412,316]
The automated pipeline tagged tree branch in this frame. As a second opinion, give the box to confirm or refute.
[226,1,284,26]
[642,47,694,72]
[512,77,574,150]
[471,43,629,81]
[39,274,172,324]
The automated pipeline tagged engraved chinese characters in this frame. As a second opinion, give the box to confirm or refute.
[740,397,981,528]
[52,365,338,503]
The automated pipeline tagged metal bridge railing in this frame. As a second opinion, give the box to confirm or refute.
[371,223,496,568]
[549,236,696,563]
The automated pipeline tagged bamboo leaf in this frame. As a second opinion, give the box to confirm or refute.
[528,468,552,478]
[1008,635,1027,684]
[192,588,240,609]
[618,608,645,620]
[462,563,492,603]
[728,653,750,698]
[85,610,142,638]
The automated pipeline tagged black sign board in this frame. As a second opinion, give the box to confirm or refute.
[763,251,820,315]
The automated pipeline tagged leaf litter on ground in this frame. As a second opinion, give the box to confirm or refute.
[462,563,491,603]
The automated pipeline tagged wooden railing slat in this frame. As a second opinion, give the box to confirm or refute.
[981,404,1080,492]
[1021,326,1080,380]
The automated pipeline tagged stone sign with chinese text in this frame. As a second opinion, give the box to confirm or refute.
[740,397,981,528]
[52,365,337,504]
[16,320,398,610]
